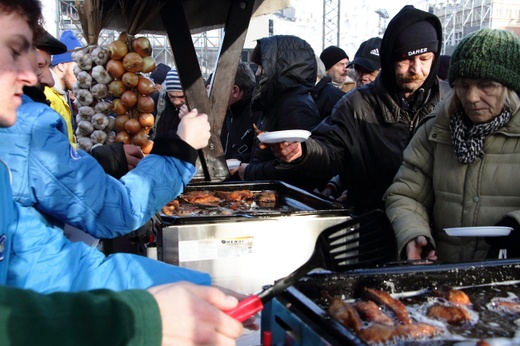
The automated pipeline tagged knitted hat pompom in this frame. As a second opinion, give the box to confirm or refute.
[448,28,520,92]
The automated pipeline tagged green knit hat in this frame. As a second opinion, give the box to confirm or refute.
[448,28,520,91]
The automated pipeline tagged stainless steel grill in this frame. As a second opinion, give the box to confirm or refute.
[158,180,353,293]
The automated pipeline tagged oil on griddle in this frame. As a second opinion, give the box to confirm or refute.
[325,283,520,345]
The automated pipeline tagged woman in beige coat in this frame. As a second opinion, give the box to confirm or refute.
[385,28,520,263]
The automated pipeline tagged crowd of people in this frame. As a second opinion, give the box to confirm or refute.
[2,0,520,344]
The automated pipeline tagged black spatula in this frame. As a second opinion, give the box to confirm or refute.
[225,209,397,322]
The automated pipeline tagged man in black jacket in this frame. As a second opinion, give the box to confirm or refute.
[237,35,322,189]
[273,6,451,213]
[219,62,260,161]
[312,54,345,120]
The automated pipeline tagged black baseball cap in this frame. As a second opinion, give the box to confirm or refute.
[347,37,382,72]
[36,28,67,55]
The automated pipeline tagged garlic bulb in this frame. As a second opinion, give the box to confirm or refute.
[106,115,116,131]
[94,101,112,114]
[76,120,94,137]
[75,113,83,125]
[73,64,82,77]
[91,113,109,130]
[72,81,81,97]
[90,83,109,100]
[91,47,109,66]
[106,131,117,144]
[78,106,94,121]
[72,49,84,62]
[91,65,112,85]
[77,71,92,89]
[77,136,93,152]
[75,89,94,106]
[90,129,108,144]
[77,51,93,71]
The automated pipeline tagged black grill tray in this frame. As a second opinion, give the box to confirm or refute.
[276,259,520,345]
[160,180,349,225]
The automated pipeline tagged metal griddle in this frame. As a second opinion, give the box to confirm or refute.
[261,259,520,345]
[160,180,349,224]
[158,180,359,293]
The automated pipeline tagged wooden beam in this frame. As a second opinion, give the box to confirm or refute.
[161,0,256,182]
[208,0,256,137]
[161,0,226,181]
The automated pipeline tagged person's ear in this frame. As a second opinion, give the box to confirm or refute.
[56,63,66,73]
[230,85,241,99]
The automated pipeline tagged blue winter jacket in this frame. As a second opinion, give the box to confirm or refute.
[0,95,211,293]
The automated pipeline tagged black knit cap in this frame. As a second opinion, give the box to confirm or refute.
[391,20,439,61]
[320,46,349,70]
[348,37,382,71]
[448,28,520,91]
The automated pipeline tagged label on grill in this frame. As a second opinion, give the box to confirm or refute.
[179,236,254,262]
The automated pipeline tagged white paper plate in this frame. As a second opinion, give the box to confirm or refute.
[257,130,311,144]
[444,226,512,237]
[226,159,241,170]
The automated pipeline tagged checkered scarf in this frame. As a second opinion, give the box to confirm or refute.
[450,108,512,164]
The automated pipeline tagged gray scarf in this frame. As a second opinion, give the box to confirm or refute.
[450,108,512,164]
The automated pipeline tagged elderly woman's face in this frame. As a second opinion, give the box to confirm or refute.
[454,78,505,123]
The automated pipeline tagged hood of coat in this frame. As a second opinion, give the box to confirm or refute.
[379,5,443,111]
[252,35,316,112]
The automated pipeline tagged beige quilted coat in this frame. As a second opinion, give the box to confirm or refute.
[385,99,520,262]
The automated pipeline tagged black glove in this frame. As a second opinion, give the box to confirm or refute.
[150,130,198,165]
[486,216,520,259]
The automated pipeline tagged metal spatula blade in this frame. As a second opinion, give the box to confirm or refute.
[226,209,397,322]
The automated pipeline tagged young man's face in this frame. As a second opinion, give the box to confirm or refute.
[0,11,37,127]
[167,91,185,109]
[394,52,434,99]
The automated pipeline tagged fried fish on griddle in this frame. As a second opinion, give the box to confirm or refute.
[180,191,220,205]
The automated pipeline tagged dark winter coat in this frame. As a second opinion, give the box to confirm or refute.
[150,92,181,140]
[221,91,261,161]
[282,6,450,213]
[244,35,322,188]
[312,76,345,120]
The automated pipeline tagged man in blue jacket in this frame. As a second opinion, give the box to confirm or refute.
[0,27,216,293]
[0,3,246,344]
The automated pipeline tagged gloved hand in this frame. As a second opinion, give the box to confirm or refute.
[486,216,520,259]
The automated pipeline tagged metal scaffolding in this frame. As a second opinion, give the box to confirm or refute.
[375,8,389,36]
[425,0,492,54]
[55,0,220,76]
[322,0,341,49]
